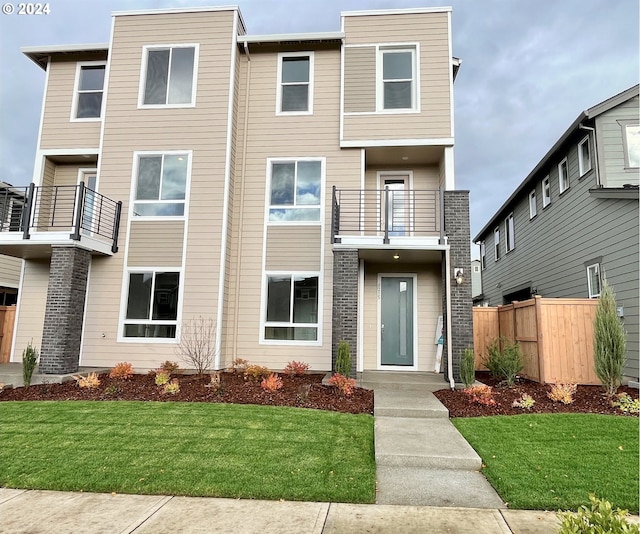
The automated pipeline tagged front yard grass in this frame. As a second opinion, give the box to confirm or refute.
[453,413,638,512]
[0,401,375,503]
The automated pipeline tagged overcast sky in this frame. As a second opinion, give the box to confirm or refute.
[0,0,638,248]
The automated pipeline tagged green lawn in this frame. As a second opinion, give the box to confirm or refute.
[0,401,375,503]
[453,414,638,512]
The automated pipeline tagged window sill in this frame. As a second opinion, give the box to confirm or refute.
[70,117,102,123]
[559,188,570,196]
[137,103,196,110]
[529,214,537,221]
[276,110,313,116]
[131,216,186,222]
[578,169,593,180]
[345,109,420,116]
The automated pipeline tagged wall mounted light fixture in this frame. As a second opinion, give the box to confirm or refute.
[453,268,464,285]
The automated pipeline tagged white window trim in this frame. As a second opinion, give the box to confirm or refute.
[558,157,569,193]
[70,61,106,122]
[265,156,325,226]
[494,227,500,261]
[586,263,601,298]
[529,190,537,219]
[275,51,314,116]
[137,43,199,109]
[480,241,486,270]
[505,213,515,253]
[542,176,551,208]
[129,150,192,221]
[578,135,592,177]
[375,43,420,114]
[619,121,640,170]
[118,267,184,344]
[260,271,322,346]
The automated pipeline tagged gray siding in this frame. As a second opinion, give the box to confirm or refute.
[479,128,639,380]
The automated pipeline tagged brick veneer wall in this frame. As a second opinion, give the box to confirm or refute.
[332,249,358,376]
[39,246,91,374]
[442,191,473,382]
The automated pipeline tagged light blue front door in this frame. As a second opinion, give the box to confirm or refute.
[381,276,414,366]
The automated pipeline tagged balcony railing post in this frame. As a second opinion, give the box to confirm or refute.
[383,186,390,244]
[21,183,35,240]
[111,201,123,253]
[331,185,337,244]
[71,182,85,241]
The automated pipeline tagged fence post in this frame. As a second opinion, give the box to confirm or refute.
[534,296,546,384]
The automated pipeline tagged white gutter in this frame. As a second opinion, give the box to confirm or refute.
[444,246,455,390]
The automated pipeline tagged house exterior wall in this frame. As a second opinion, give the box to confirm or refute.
[12,259,49,358]
[0,255,22,289]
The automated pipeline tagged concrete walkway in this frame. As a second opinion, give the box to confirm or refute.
[361,371,506,508]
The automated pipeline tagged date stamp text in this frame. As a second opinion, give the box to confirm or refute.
[2,3,51,15]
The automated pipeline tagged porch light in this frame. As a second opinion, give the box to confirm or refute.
[393,253,400,260]
[454,268,464,285]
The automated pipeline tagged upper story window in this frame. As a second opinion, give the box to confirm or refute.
[578,136,592,176]
[480,242,486,270]
[378,46,417,111]
[622,123,640,169]
[268,159,322,222]
[277,52,313,114]
[494,227,500,261]
[505,213,515,252]
[140,45,197,107]
[72,63,105,120]
[558,157,569,193]
[133,152,190,217]
[529,190,537,219]
[542,176,551,208]
[586,263,601,298]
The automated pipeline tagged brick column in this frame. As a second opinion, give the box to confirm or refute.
[39,246,91,374]
[332,249,358,376]
[442,191,473,382]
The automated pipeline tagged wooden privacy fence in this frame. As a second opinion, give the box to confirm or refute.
[473,296,600,385]
[0,305,16,363]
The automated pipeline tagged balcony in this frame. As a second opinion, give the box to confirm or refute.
[0,183,122,259]
[331,187,443,248]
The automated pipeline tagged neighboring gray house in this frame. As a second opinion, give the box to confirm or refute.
[471,259,483,303]
[474,85,639,383]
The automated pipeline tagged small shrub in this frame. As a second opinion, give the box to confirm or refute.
[73,372,100,389]
[463,384,496,406]
[103,384,121,396]
[284,361,310,376]
[594,281,627,398]
[175,316,217,375]
[163,378,180,395]
[22,342,39,388]
[327,373,356,396]
[336,340,352,377]
[460,347,476,388]
[159,361,180,374]
[547,383,577,404]
[557,494,639,534]
[206,371,222,392]
[231,358,248,373]
[297,383,311,403]
[482,337,524,386]
[512,393,536,410]
[612,392,640,414]
[261,373,283,392]
[109,362,134,380]
[155,370,171,386]
[244,365,271,381]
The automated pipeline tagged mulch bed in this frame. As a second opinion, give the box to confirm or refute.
[433,371,639,417]
[0,372,374,416]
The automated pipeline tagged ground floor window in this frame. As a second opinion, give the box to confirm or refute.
[264,273,319,342]
[586,263,601,298]
[123,270,180,338]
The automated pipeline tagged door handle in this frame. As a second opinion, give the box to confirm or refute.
[381,323,384,340]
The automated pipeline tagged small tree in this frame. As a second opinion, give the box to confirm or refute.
[175,316,217,375]
[22,342,39,388]
[336,340,352,377]
[593,280,626,398]
[460,347,476,388]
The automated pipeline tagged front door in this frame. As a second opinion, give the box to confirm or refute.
[380,276,414,366]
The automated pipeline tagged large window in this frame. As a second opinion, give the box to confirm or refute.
[494,227,500,261]
[123,271,180,338]
[558,157,569,193]
[529,190,537,219]
[141,45,197,106]
[378,47,417,111]
[268,159,322,222]
[542,176,551,208]
[264,274,319,342]
[133,153,189,217]
[505,213,515,252]
[586,263,601,298]
[277,52,313,114]
[73,63,105,119]
[578,136,592,176]
[622,123,640,168]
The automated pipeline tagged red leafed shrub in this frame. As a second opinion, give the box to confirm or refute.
[109,362,134,380]
[547,383,577,404]
[463,384,496,406]
[159,361,180,374]
[261,373,283,392]
[327,373,356,396]
[284,361,310,376]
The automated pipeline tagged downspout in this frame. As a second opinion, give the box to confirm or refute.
[231,42,251,360]
[579,124,600,186]
[445,246,455,390]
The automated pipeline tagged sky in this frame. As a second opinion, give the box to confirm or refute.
[0,0,638,251]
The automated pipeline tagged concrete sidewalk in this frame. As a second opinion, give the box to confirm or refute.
[0,489,563,533]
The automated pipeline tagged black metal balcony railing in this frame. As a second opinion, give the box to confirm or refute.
[331,186,441,244]
[0,183,122,253]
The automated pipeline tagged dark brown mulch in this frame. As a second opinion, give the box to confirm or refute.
[434,371,639,418]
[0,372,374,415]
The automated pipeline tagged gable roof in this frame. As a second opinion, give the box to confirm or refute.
[473,84,640,242]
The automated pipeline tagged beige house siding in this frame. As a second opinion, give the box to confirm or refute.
[0,255,22,288]
[42,159,56,187]
[342,12,451,141]
[362,262,442,371]
[127,221,185,267]
[53,164,84,187]
[79,9,237,370]
[344,47,376,113]
[265,226,322,271]
[11,259,48,362]
[39,56,104,150]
